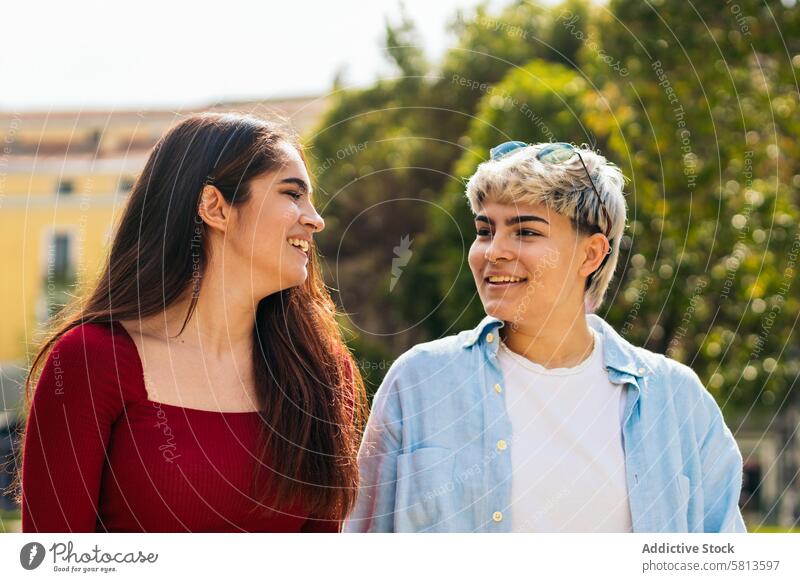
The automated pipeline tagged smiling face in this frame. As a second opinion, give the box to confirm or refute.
[468,200,608,326]
[226,144,324,297]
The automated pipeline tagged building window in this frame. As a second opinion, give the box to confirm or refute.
[57,179,74,195]
[52,234,71,282]
[90,129,102,149]
[42,231,76,319]
[120,176,135,192]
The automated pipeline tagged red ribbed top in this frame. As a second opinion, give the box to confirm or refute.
[21,321,338,532]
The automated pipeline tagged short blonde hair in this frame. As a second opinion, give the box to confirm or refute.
[465,143,627,313]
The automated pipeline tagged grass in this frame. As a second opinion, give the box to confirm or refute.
[0,509,20,533]
[748,523,800,533]
[0,510,795,534]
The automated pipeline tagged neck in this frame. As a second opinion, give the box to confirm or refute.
[502,308,595,369]
[151,264,256,358]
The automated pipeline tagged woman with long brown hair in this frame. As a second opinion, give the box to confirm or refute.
[18,112,365,532]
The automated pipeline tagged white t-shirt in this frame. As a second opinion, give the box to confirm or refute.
[497,327,633,532]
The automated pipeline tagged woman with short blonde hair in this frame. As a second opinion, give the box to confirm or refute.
[346,141,744,533]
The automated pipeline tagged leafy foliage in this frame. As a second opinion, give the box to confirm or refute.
[309,0,800,413]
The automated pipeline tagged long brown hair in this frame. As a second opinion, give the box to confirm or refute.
[19,112,366,521]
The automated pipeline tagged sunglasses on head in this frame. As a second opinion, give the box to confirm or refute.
[489,141,612,239]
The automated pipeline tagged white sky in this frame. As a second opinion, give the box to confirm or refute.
[0,0,517,111]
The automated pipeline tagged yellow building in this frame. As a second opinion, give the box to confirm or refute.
[0,98,327,409]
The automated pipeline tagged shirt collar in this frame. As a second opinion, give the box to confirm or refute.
[461,313,653,378]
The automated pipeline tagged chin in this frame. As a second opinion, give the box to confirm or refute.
[256,267,307,295]
[276,274,307,292]
[480,298,519,323]
[286,266,309,288]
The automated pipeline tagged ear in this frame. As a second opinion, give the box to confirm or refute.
[197,184,230,233]
[578,233,610,279]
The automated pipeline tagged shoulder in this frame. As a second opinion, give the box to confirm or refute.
[619,338,707,398]
[387,330,475,379]
[53,321,133,363]
[594,315,719,417]
[56,321,114,348]
[371,330,478,411]
[593,315,733,449]
[42,321,143,401]
[594,316,708,401]
[637,346,708,400]
[619,340,720,432]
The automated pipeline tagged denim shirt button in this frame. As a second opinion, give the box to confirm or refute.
[486,333,495,343]
[492,511,503,522]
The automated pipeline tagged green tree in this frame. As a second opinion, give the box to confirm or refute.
[309,1,573,370]
[310,0,799,430]
[580,0,800,413]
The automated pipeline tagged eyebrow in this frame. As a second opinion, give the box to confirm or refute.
[475,214,550,226]
[279,177,311,194]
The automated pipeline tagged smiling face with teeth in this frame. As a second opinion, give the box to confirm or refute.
[222,144,325,296]
[468,200,609,328]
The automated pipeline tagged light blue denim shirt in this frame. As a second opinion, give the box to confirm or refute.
[344,314,746,533]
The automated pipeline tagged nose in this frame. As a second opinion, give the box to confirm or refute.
[484,235,514,263]
[302,204,325,233]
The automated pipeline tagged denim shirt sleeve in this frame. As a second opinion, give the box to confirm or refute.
[343,358,405,532]
[684,367,747,533]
